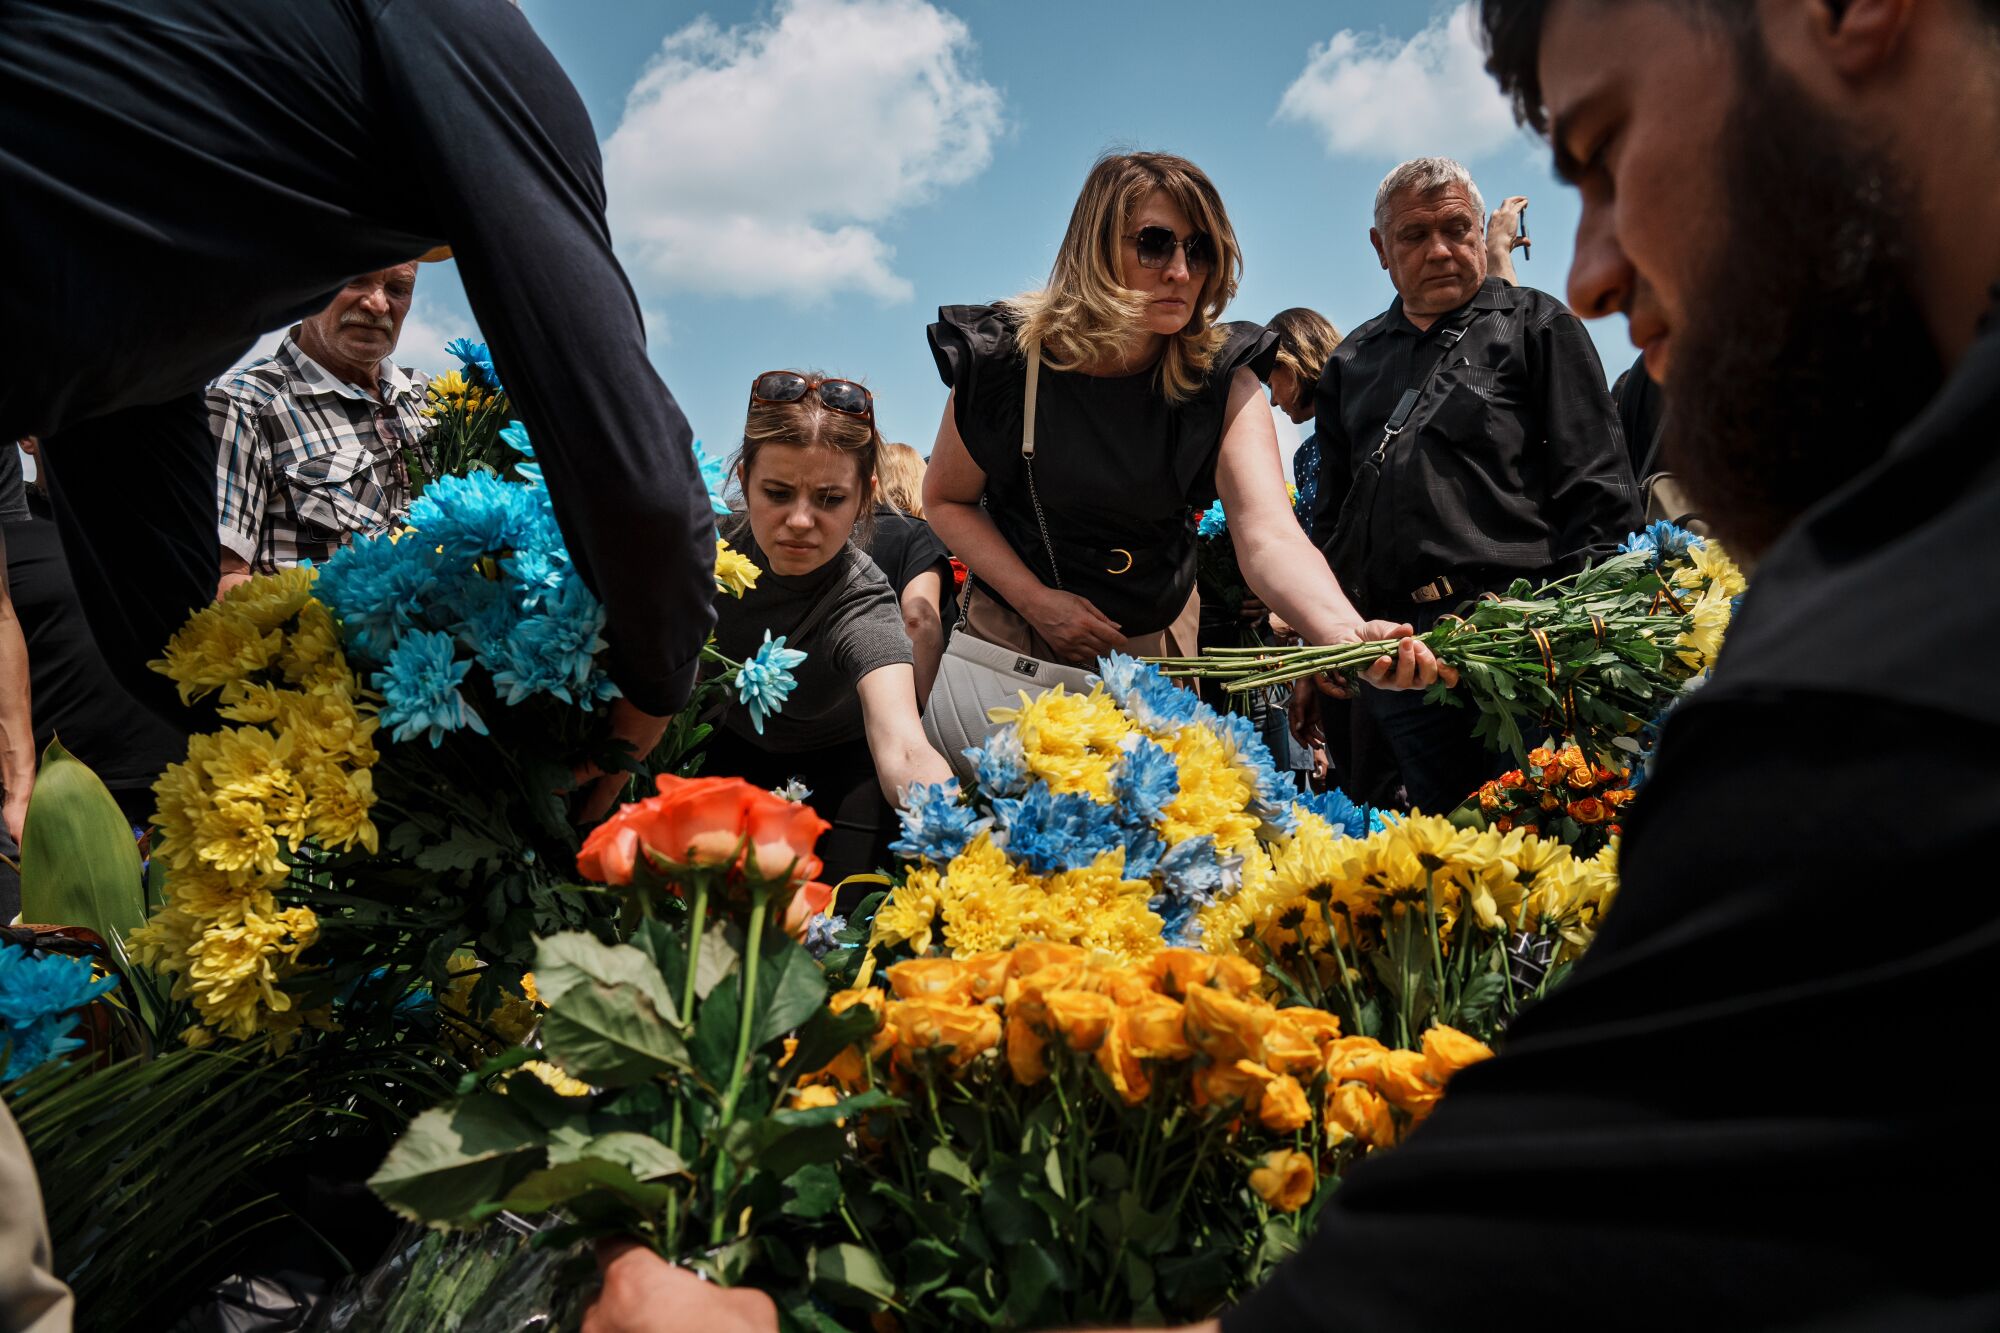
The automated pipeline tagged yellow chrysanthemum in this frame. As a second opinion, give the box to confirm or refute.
[1675,582,1732,671]
[873,865,946,955]
[152,615,285,703]
[989,686,1133,799]
[304,762,379,854]
[1160,724,1259,851]
[713,538,762,598]
[218,567,317,633]
[1673,539,1748,599]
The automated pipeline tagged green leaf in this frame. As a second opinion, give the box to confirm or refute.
[533,932,677,1019]
[413,829,507,872]
[368,1094,550,1226]
[1001,1244,1067,1325]
[781,1161,844,1219]
[812,1243,897,1306]
[696,917,741,1000]
[787,1001,876,1077]
[484,1156,678,1217]
[541,981,688,1086]
[19,738,146,949]
[548,1131,685,1180]
[1086,1151,1129,1191]
[980,1173,1043,1245]
[927,1144,980,1192]
[1042,1146,1066,1199]
[753,934,832,1048]
[693,975,742,1086]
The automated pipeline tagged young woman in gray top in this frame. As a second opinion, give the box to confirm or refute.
[704,371,952,885]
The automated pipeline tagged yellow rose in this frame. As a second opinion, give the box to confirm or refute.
[1008,941,1087,979]
[1005,959,1084,1014]
[1277,1007,1342,1052]
[1120,994,1192,1061]
[1248,1149,1316,1213]
[1421,1025,1494,1085]
[1044,989,1117,1052]
[1184,985,1276,1063]
[1325,1081,1397,1149]
[1194,1057,1273,1112]
[1260,1015,1324,1075]
[886,998,1000,1068]
[1211,955,1264,997]
[1374,1048,1440,1117]
[1258,1075,1312,1133]
[1323,1035,1392,1086]
[1143,948,1218,996]
[1094,1020,1152,1105]
[886,958,972,1004]
[959,951,1014,1003]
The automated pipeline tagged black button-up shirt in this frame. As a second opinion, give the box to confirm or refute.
[0,0,716,716]
[1311,278,1639,612]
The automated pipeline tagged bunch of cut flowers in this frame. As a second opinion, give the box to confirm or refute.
[1149,521,1746,769]
[1453,742,1635,857]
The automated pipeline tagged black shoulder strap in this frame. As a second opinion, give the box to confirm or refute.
[1368,303,1489,464]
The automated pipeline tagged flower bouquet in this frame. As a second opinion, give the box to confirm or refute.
[1454,743,1635,856]
[405,339,517,491]
[1149,522,1746,767]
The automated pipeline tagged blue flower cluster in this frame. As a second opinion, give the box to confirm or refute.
[446,338,503,393]
[890,781,993,864]
[735,632,806,736]
[1196,499,1228,539]
[1,943,118,1080]
[692,440,733,518]
[315,455,617,746]
[1296,787,1386,839]
[1619,520,1705,567]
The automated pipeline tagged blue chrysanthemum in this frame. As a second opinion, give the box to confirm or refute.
[736,632,807,735]
[446,337,503,393]
[692,440,733,518]
[1096,653,1202,733]
[0,943,120,1080]
[1119,825,1168,881]
[407,471,543,563]
[1196,499,1228,539]
[803,911,848,960]
[487,577,616,707]
[990,780,1124,875]
[891,781,991,865]
[1618,519,1705,566]
[1295,787,1384,838]
[965,727,1029,798]
[1209,708,1300,833]
[374,630,487,746]
[1113,737,1180,824]
[314,533,447,664]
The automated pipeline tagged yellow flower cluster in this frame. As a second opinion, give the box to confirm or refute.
[798,946,1494,1213]
[422,368,500,418]
[1201,813,1619,967]
[713,538,761,598]
[1670,538,1747,672]
[130,570,379,1047]
[870,835,1163,962]
[987,686,1133,799]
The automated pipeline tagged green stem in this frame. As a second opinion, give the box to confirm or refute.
[709,885,769,1245]
[1423,870,1450,1030]
[663,876,710,1256]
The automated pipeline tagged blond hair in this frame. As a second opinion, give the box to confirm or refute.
[1002,151,1242,403]
[875,441,927,517]
[1265,308,1343,392]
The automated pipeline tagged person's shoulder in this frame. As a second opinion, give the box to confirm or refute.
[931,304,1019,357]
[209,355,294,410]
[1494,281,1583,330]
[1339,307,1397,352]
[1208,321,1280,390]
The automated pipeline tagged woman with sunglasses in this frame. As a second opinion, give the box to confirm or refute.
[703,370,953,888]
[924,151,1445,694]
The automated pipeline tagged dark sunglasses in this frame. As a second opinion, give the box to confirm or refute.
[1125,226,1215,274]
[750,371,874,420]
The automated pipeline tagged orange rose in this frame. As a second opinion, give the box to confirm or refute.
[959,951,1014,1004]
[1044,989,1117,1052]
[1421,1025,1494,1085]
[887,958,973,1003]
[1006,1013,1049,1085]
[782,881,835,938]
[1323,1035,1392,1086]
[1248,1149,1315,1212]
[1567,797,1608,825]
[1095,1020,1152,1105]
[1324,1081,1397,1148]
[1007,942,1086,979]
[1259,1015,1324,1075]
[1258,1074,1312,1133]
[577,774,830,891]
[790,1084,841,1112]
[1184,986,1276,1063]
[1539,793,1561,812]
[1121,994,1192,1061]
[1210,956,1264,997]
[1005,959,1084,1013]
[828,986,892,1061]
[1277,1007,1343,1053]
[1194,1057,1273,1111]
[885,998,1000,1069]
[1144,949,1219,997]
[1373,1048,1439,1117]
[1526,747,1557,770]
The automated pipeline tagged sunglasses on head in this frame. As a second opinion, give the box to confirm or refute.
[1125,226,1215,274]
[750,371,874,420]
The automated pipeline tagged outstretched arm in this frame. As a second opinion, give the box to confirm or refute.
[0,532,31,846]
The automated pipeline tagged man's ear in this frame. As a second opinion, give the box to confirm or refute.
[1369,227,1389,271]
[1808,0,1915,78]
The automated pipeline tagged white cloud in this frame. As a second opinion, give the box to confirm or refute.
[1276,3,1520,162]
[604,0,1003,305]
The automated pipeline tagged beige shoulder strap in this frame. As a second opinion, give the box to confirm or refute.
[1022,341,1040,460]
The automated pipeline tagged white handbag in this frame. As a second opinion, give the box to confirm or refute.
[921,340,1097,784]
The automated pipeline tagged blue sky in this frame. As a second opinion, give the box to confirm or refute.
[380,0,1637,469]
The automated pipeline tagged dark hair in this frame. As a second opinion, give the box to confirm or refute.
[1481,0,2000,133]
[733,370,881,544]
[1264,308,1343,391]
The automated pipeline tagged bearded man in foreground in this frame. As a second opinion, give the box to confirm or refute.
[579,2,2000,1328]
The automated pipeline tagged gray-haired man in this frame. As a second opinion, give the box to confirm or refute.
[1308,155,1639,813]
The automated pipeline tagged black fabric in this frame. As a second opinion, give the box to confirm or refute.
[928,305,1277,635]
[0,444,26,521]
[4,516,186,796]
[865,507,953,598]
[38,394,220,725]
[1614,350,1667,480]
[1311,279,1640,615]
[1223,320,2000,1330]
[0,0,715,717]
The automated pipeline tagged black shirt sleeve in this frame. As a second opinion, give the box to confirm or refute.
[1223,690,2000,1332]
[1309,353,1354,552]
[1531,307,1641,570]
[371,0,716,716]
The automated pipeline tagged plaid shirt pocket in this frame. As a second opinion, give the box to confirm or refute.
[282,442,387,540]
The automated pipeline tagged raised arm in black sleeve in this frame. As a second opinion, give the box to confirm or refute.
[371,0,716,716]
[1533,308,1641,569]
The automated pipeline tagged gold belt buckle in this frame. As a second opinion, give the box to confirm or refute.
[1411,576,1453,604]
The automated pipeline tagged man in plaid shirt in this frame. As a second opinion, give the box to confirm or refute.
[211,264,434,593]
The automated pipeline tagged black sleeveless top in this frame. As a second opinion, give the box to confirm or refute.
[927,304,1278,635]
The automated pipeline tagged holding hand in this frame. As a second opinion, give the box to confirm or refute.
[583,1242,777,1333]
[571,698,673,825]
[1024,587,1124,663]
